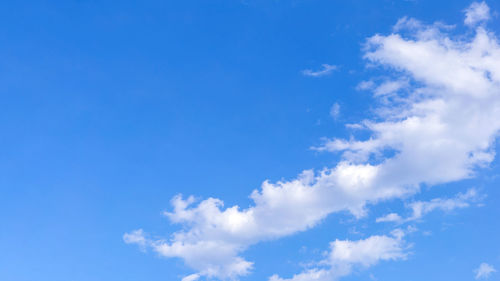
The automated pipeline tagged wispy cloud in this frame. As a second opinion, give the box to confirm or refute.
[269,231,408,281]
[376,188,482,223]
[475,263,496,279]
[376,213,403,223]
[465,2,490,26]
[302,64,337,77]
[181,274,201,281]
[123,229,147,251]
[330,103,340,120]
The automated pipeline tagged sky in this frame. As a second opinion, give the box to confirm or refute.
[1,1,500,281]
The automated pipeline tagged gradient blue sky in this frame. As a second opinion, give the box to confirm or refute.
[1,1,500,281]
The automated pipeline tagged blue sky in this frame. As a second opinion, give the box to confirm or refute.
[1,1,500,281]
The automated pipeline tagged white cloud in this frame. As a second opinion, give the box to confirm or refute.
[302,64,338,77]
[330,103,340,119]
[407,188,480,220]
[465,2,490,26]
[373,79,408,97]
[181,274,200,281]
[393,16,422,32]
[376,213,403,223]
[328,234,407,266]
[126,3,500,280]
[269,232,407,281]
[356,80,375,91]
[475,263,496,279]
[125,163,412,280]
[376,188,481,223]
[123,229,147,249]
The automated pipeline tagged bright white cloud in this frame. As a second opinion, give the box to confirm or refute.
[302,64,338,77]
[475,263,496,279]
[125,161,413,280]
[269,231,407,281]
[125,3,500,280]
[465,2,490,26]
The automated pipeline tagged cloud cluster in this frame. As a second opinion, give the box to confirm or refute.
[125,2,500,280]
[125,166,407,280]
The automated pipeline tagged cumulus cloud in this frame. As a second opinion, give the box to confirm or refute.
[475,263,496,279]
[125,167,400,280]
[269,231,408,281]
[125,3,500,280]
[465,2,490,26]
[302,64,338,77]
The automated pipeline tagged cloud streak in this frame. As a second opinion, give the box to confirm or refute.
[302,64,338,77]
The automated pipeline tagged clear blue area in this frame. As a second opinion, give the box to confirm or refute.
[0,1,499,280]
